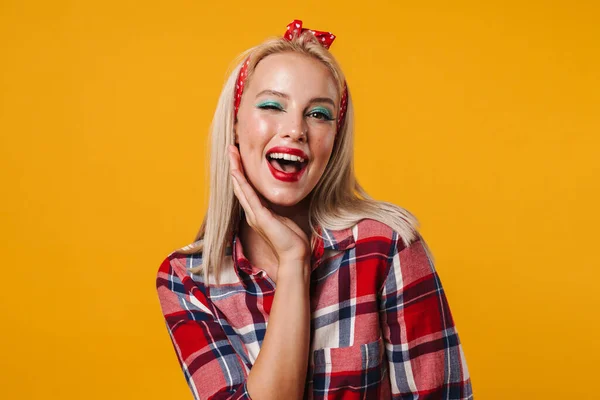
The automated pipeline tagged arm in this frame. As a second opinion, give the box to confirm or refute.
[156,256,251,400]
[379,233,473,399]
[246,261,311,400]
[157,254,311,400]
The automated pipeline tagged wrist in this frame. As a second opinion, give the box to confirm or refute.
[277,258,311,283]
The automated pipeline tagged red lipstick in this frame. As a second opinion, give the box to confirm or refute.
[266,146,308,160]
[265,146,309,182]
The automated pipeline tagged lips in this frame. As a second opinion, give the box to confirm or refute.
[265,146,309,182]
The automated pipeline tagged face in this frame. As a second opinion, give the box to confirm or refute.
[234,52,339,209]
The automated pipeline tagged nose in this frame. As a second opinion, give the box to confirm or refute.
[279,111,308,142]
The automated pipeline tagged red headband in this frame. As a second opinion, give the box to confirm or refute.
[233,19,348,132]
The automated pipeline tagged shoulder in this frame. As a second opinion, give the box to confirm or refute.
[156,239,240,287]
[156,240,205,284]
[334,219,429,295]
[353,220,437,290]
[155,241,220,319]
[352,218,432,273]
[352,218,418,253]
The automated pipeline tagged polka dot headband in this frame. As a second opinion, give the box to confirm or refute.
[234,19,348,132]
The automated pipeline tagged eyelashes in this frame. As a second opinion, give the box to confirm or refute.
[256,101,284,111]
[308,107,334,121]
[255,102,334,121]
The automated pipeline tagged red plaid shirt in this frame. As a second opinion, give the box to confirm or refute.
[156,219,473,399]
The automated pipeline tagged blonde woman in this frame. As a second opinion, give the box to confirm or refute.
[156,19,473,400]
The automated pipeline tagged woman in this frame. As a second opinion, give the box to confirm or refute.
[156,19,473,400]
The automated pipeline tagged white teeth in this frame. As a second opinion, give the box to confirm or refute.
[268,153,305,163]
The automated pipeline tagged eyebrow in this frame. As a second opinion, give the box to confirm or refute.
[255,90,336,107]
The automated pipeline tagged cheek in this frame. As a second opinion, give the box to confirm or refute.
[311,133,336,167]
[240,111,275,147]
[237,112,276,176]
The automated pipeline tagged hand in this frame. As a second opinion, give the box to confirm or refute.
[228,145,310,265]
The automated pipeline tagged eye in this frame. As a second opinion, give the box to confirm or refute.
[256,101,284,111]
[307,107,334,121]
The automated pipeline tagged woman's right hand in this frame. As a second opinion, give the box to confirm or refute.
[228,145,311,266]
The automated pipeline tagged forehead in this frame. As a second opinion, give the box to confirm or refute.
[248,52,338,101]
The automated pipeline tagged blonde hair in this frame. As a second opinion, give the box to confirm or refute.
[177,32,431,285]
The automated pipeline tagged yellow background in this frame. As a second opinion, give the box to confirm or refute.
[1,1,598,398]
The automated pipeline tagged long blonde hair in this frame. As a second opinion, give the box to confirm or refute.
[177,32,430,285]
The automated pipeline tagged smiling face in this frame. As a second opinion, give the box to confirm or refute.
[234,51,339,209]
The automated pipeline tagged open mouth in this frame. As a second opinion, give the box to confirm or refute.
[265,151,309,182]
[267,153,308,174]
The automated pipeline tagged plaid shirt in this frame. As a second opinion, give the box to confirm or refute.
[156,219,473,399]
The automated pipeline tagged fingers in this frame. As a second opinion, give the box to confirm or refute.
[228,146,272,221]
[231,170,255,222]
[228,144,246,175]
[228,146,255,222]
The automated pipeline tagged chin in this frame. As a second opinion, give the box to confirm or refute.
[262,189,308,208]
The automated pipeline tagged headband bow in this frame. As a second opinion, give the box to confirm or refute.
[234,19,348,132]
[284,19,336,49]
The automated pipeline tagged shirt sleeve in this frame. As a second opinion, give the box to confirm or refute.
[156,255,252,400]
[379,233,473,399]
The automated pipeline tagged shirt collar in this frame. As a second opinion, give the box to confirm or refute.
[231,224,356,277]
[232,232,262,277]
